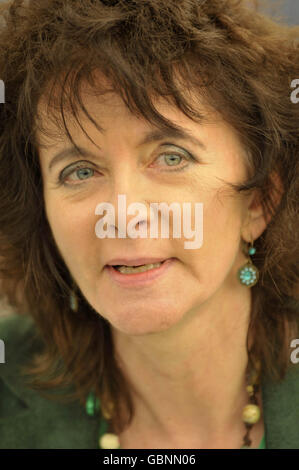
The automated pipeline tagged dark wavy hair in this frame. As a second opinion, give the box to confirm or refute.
[0,0,298,434]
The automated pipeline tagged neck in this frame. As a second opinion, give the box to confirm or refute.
[111,284,263,448]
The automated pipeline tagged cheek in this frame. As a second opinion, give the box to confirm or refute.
[45,197,95,265]
[180,188,245,276]
[206,189,244,244]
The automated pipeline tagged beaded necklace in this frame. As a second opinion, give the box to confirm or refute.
[85,359,265,449]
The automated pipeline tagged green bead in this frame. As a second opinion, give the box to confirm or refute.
[86,391,100,416]
[86,393,95,416]
[248,247,256,255]
[258,434,266,449]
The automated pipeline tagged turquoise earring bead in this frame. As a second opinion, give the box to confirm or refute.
[238,262,259,287]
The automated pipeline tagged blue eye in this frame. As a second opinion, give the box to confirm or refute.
[73,168,94,180]
[58,163,97,186]
[160,154,184,168]
[153,151,194,171]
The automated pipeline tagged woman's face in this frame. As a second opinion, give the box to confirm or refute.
[37,80,259,335]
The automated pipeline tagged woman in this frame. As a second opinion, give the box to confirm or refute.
[0,0,298,449]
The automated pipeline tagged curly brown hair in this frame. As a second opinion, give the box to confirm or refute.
[0,0,298,434]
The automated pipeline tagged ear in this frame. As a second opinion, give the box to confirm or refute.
[241,171,283,243]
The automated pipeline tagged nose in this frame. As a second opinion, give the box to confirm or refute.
[97,167,155,239]
[113,194,150,239]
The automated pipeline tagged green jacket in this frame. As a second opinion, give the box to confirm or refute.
[0,313,299,449]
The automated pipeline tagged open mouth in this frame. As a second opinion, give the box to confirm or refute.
[105,258,175,286]
[111,260,167,274]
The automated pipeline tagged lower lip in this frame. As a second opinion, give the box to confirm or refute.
[105,258,175,287]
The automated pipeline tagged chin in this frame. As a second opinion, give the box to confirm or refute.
[97,304,183,336]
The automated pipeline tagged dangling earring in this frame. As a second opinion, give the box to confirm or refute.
[69,281,79,312]
[237,235,259,287]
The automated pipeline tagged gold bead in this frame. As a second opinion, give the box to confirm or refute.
[246,385,254,395]
[102,400,115,420]
[242,404,261,424]
[99,432,120,449]
[102,409,111,420]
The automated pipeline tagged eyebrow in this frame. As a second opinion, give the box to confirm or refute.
[47,127,206,172]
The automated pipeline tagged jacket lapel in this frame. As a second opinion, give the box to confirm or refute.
[261,363,299,448]
[0,317,100,449]
[0,362,100,448]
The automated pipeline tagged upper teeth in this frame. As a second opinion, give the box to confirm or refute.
[115,262,163,274]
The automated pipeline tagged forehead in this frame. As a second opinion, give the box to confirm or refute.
[36,69,216,143]
[35,69,238,157]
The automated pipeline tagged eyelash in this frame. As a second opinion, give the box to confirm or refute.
[57,151,197,187]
